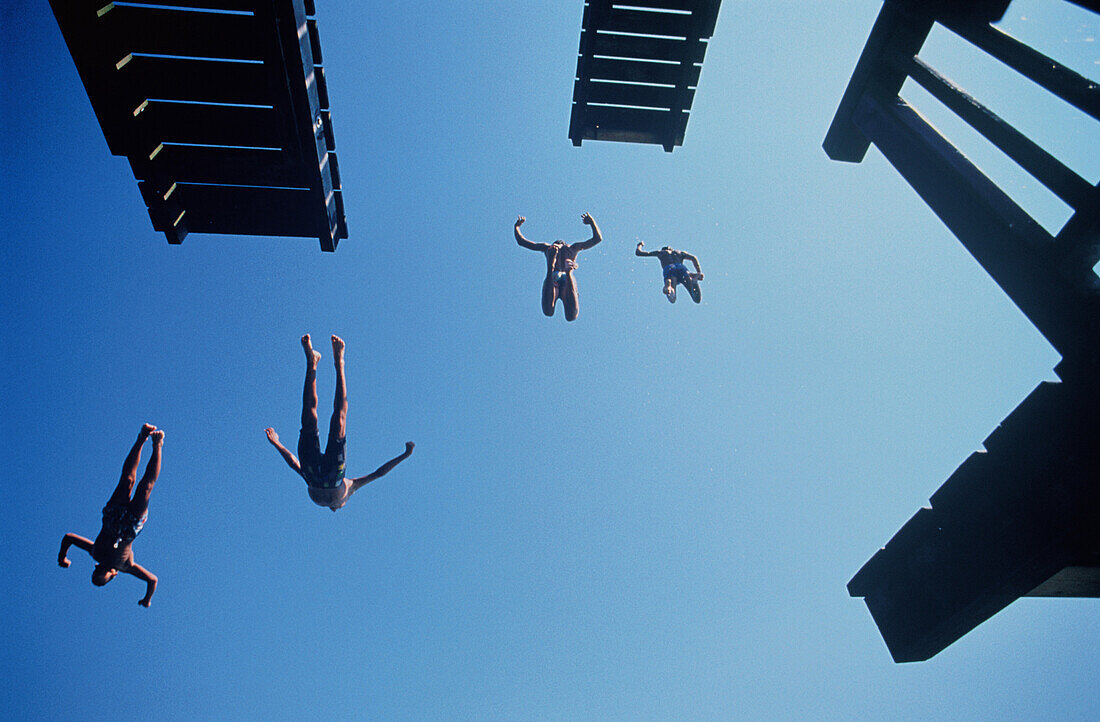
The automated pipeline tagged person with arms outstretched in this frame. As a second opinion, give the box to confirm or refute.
[635,242,704,303]
[58,423,164,607]
[515,213,603,321]
[265,334,414,512]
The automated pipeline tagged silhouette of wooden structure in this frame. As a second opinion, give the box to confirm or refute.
[570,0,722,151]
[825,0,1099,662]
[48,0,346,251]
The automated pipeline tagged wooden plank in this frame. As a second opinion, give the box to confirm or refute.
[575,80,693,109]
[823,1,934,162]
[98,3,266,61]
[130,101,284,149]
[115,55,273,107]
[852,94,1098,360]
[316,65,330,109]
[265,0,340,250]
[162,183,325,238]
[583,56,700,86]
[901,53,1093,211]
[572,104,687,145]
[333,189,347,240]
[938,14,1100,122]
[1025,565,1100,597]
[130,144,301,186]
[307,18,322,65]
[596,6,699,38]
[601,0,698,11]
[110,0,258,10]
[588,31,707,63]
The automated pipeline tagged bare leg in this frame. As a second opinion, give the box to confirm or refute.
[130,430,164,516]
[540,271,560,317]
[331,335,347,439]
[686,277,701,303]
[562,272,580,322]
[109,423,155,505]
[301,334,321,431]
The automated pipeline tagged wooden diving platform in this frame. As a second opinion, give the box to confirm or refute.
[569,0,722,152]
[825,0,1099,662]
[48,0,347,251]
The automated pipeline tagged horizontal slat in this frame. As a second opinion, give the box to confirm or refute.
[570,104,687,145]
[902,53,1093,211]
[940,15,1100,122]
[582,56,700,86]
[131,101,284,148]
[604,0,697,10]
[99,4,265,61]
[116,55,274,106]
[588,31,706,63]
[130,144,302,186]
[575,80,693,109]
[111,0,258,10]
[152,184,325,238]
[589,6,699,38]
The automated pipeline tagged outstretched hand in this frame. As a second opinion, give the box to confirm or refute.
[265,428,280,445]
[515,215,525,227]
[404,441,415,455]
[581,212,594,226]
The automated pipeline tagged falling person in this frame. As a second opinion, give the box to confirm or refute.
[265,334,414,512]
[515,213,603,321]
[635,241,704,303]
[58,423,164,607]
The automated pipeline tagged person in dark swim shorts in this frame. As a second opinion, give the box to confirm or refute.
[515,213,603,321]
[265,334,415,511]
[635,242,704,304]
[58,423,163,607]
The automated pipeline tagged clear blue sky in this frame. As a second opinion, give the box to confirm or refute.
[2,1,1097,719]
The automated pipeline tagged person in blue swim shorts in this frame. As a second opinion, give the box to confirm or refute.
[265,334,414,511]
[515,212,603,321]
[635,242,704,304]
[58,423,163,607]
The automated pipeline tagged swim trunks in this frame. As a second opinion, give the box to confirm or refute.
[553,271,569,286]
[101,502,148,548]
[297,424,346,488]
[663,262,690,283]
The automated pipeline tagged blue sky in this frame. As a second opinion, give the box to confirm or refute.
[2,0,1097,719]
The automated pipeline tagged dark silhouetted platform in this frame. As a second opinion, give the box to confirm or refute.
[49,0,346,251]
[826,0,1099,662]
[569,0,722,151]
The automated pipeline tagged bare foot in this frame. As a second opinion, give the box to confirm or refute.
[331,335,345,364]
[140,423,156,437]
[150,430,165,446]
[302,334,321,367]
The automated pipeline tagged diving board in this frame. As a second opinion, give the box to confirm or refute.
[569,0,723,151]
[48,0,347,251]
[825,0,1099,662]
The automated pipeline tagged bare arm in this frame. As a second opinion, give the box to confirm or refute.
[514,216,548,252]
[58,533,93,567]
[573,212,603,251]
[265,428,302,476]
[349,442,415,493]
[635,241,657,257]
[682,252,702,274]
[126,563,158,607]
